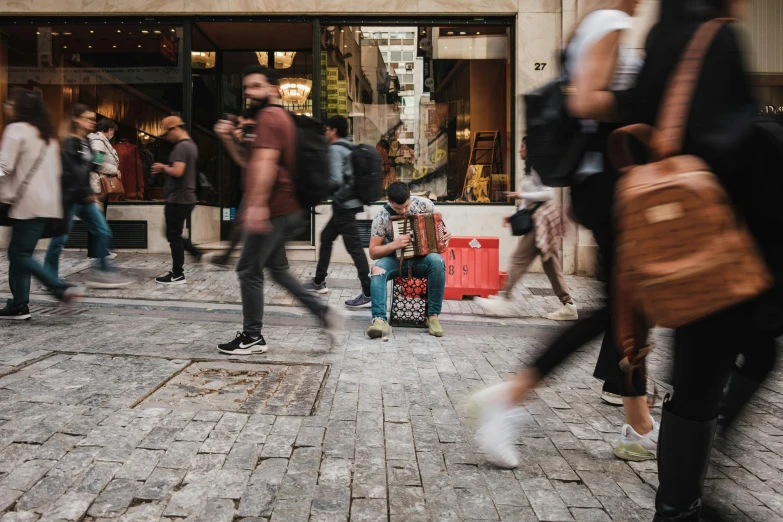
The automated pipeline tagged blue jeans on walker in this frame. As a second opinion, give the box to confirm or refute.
[45,202,113,277]
[370,253,446,321]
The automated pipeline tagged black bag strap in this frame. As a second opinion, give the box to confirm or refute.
[8,142,49,206]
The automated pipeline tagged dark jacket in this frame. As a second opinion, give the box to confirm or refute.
[61,136,94,206]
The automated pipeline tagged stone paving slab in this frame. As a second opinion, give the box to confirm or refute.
[0,299,780,521]
[0,252,606,320]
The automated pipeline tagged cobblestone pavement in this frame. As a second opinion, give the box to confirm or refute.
[0,254,782,521]
[0,252,606,320]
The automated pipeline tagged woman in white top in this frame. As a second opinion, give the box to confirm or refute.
[0,89,81,319]
[474,137,577,321]
[469,0,654,470]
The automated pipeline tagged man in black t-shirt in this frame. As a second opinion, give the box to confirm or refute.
[152,115,204,285]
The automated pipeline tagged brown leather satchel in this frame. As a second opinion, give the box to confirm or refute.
[100,175,125,202]
[610,18,772,372]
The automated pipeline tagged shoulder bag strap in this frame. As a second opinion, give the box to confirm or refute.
[652,18,733,159]
[9,142,49,206]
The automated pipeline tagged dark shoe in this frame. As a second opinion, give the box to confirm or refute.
[718,371,761,432]
[156,272,186,285]
[0,304,31,320]
[303,279,329,294]
[345,293,371,308]
[217,332,268,355]
[654,396,718,521]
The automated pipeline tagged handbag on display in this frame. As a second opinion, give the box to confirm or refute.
[0,145,48,227]
[100,175,125,201]
[508,202,543,236]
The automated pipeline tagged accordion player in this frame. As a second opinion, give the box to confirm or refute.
[390,213,448,260]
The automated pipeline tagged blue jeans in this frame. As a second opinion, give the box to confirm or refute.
[371,253,446,321]
[45,202,112,276]
[7,218,70,309]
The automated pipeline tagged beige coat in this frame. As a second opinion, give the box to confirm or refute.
[0,122,63,220]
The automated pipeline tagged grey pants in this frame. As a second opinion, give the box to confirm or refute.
[237,213,327,337]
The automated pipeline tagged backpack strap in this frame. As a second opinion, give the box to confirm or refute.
[332,141,353,151]
[652,18,733,159]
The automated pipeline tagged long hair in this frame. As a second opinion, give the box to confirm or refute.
[10,88,54,142]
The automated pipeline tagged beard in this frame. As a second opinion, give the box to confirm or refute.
[247,96,269,119]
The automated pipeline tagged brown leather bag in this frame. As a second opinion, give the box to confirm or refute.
[610,18,772,372]
[100,175,125,202]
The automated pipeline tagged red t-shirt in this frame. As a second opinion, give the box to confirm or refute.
[250,106,300,218]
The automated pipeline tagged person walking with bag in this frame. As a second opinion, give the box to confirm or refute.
[0,89,82,319]
[474,137,577,321]
[468,0,659,470]
[87,118,120,261]
[303,115,372,309]
[572,0,773,519]
[44,104,133,290]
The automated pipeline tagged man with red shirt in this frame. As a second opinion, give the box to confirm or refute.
[217,66,341,355]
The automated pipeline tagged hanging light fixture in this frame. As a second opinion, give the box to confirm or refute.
[279,78,312,105]
[191,51,216,69]
[255,51,297,69]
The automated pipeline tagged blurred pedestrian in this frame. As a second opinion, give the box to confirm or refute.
[0,89,82,319]
[87,118,120,261]
[44,104,133,289]
[152,115,205,285]
[474,137,577,321]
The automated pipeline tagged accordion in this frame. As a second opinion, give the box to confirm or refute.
[391,213,448,260]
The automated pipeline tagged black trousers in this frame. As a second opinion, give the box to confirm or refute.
[533,171,645,397]
[165,203,203,276]
[315,206,371,297]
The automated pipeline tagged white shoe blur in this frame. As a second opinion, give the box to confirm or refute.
[614,416,660,462]
[547,302,578,321]
[106,251,118,260]
[468,382,521,469]
[474,296,516,317]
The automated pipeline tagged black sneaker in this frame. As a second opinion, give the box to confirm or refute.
[345,293,371,308]
[156,272,186,285]
[0,304,31,320]
[218,332,268,355]
[303,279,329,294]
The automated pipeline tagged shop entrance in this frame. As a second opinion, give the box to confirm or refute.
[192,21,314,243]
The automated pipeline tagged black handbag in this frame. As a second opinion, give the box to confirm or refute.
[0,145,48,227]
[508,203,542,236]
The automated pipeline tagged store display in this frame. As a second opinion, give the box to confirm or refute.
[114,139,145,200]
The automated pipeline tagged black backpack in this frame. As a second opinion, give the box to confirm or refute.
[291,114,330,208]
[524,65,587,187]
[334,142,384,204]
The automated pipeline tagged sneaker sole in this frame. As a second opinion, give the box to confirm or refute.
[614,443,656,462]
[0,314,31,320]
[86,281,134,289]
[428,330,444,337]
[314,288,329,294]
[601,393,624,406]
[345,302,372,309]
[548,314,579,321]
[156,280,187,285]
[217,346,268,355]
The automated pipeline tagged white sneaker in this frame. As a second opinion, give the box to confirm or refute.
[601,390,624,406]
[467,382,521,469]
[614,416,660,462]
[106,251,118,260]
[474,296,516,317]
[547,302,578,321]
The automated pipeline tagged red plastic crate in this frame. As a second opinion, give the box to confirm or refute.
[441,237,506,300]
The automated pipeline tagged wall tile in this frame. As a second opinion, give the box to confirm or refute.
[418,0,517,14]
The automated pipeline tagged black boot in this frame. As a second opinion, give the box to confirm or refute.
[718,371,761,432]
[653,397,718,522]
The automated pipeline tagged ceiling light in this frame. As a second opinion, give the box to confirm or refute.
[460,31,466,35]
[255,51,296,69]
[88,45,92,48]
[476,31,481,35]
[52,32,59,36]
[154,30,161,34]
[138,45,142,48]
[90,30,94,33]
[64,32,72,35]
[279,78,312,105]
[117,30,121,33]
[63,45,67,48]
[191,51,216,69]
[171,29,175,32]
[447,31,454,35]
[142,30,149,33]
[113,45,117,48]
[36,31,40,34]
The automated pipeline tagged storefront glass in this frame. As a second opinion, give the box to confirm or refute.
[0,22,185,202]
[319,23,512,203]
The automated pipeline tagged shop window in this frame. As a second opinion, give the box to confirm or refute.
[0,23,184,203]
[328,23,512,203]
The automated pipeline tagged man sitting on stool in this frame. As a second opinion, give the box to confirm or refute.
[366,182,451,339]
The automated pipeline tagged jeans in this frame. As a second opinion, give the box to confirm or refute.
[237,213,327,337]
[7,218,70,308]
[370,253,446,321]
[87,194,111,258]
[315,206,371,296]
[46,202,112,276]
[165,203,203,276]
